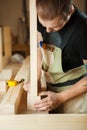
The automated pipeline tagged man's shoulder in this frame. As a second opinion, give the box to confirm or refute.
[75,8,87,25]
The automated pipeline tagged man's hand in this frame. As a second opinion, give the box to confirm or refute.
[23,81,63,112]
[23,80,42,93]
[23,81,30,91]
[34,91,63,112]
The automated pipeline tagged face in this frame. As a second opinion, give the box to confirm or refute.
[38,16,68,33]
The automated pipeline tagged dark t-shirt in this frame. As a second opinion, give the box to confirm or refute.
[37,7,87,72]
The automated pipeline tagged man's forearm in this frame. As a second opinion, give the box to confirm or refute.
[59,76,87,103]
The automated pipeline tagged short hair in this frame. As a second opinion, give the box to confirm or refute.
[36,0,72,20]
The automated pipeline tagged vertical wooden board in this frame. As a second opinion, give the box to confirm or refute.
[30,0,37,96]
[3,27,12,57]
[27,0,40,111]
[0,27,3,71]
[27,1,47,113]
[2,27,12,68]
[0,26,12,71]
[27,95,40,111]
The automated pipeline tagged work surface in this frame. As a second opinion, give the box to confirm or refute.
[0,114,87,130]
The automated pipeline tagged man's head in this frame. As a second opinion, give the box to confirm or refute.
[36,0,73,32]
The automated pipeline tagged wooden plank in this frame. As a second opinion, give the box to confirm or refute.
[0,26,12,71]
[0,27,3,71]
[0,69,12,81]
[27,0,47,113]
[0,69,12,102]
[30,0,37,96]
[0,114,87,130]
[27,0,41,112]
[3,27,12,57]
[0,57,29,114]
[3,27,12,68]
[0,69,12,93]
[5,62,22,79]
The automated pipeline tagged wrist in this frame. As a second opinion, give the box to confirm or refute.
[58,91,70,104]
[56,92,64,105]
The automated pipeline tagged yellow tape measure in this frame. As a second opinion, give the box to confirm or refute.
[7,79,25,87]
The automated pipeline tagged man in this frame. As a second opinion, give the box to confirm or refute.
[24,0,87,113]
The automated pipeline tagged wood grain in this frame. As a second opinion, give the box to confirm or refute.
[0,114,87,130]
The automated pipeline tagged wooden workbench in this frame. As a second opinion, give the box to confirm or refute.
[0,114,87,130]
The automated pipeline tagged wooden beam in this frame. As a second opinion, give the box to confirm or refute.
[30,0,37,96]
[3,27,12,58]
[27,0,47,113]
[27,0,41,111]
[3,27,12,68]
[0,27,3,71]
[0,26,12,71]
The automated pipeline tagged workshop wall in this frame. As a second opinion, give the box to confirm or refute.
[73,0,86,13]
[0,0,29,44]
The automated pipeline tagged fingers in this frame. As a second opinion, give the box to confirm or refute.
[34,94,52,111]
[23,82,30,92]
[34,100,51,111]
[36,106,51,111]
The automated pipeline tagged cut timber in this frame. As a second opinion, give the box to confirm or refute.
[27,0,47,113]
[0,27,3,70]
[0,56,29,114]
[27,0,40,111]
[0,26,12,71]
[29,0,37,96]
[3,27,12,68]
[3,27,12,58]
[27,95,40,111]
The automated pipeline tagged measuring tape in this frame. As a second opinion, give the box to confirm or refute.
[7,79,25,87]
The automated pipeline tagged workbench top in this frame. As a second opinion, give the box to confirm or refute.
[0,114,87,130]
